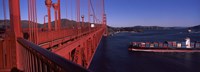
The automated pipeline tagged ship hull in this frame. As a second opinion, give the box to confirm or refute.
[128,47,200,52]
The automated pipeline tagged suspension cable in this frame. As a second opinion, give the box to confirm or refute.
[89,0,97,23]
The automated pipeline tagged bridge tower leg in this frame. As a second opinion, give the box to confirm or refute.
[101,0,108,36]
[57,0,61,30]
[53,0,61,31]
[103,14,108,36]
[53,3,58,31]
[0,0,23,71]
[45,0,52,31]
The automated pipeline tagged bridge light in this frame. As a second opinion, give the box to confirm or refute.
[91,24,95,28]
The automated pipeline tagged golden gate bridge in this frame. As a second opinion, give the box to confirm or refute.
[0,0,107,71]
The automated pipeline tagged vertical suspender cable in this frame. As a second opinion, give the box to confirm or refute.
[88,0,90,29]
[28,0,32,41]
[89,0,96,24]
[76,0,80,34]
[2,0,6,68]
[34,0,38,44]
[35,0,37,44]
[35,0,38,44]
[66,0,68,29]
[3,0,7,29]
[31,0,34,43]
[58,0,61,30]
[64,0,68,36]
[76,0,80,28]
[71,0,73,21]
[79,0,80,28]
[30,0,32,42]
[32,0,36,43]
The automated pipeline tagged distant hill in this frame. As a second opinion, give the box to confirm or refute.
[107,25,193,34]
[0,20,43,28]
[188,25,200,32]
[0,19,91,29]
[1,19,199,33]
[189,25,200,29]
[107,26,185,33]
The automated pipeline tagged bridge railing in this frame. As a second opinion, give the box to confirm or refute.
[17,38,90,72]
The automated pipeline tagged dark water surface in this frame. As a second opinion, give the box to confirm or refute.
[89,29,200,72]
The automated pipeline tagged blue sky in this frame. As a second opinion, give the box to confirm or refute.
[0,0,200,27]
[106,0,200,27]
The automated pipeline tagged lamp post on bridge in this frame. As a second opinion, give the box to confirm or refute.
[89,14,93,32]
[43,15,48,31]
[81,15,85,28]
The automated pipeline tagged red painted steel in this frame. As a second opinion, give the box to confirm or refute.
[1,0,23,71]
[53,3,59,31]
[52,0,61,31]
[0,0,107,71]
[58,0,61,30]
[45,0,52,31]
[17,38,89,72]
[28,0,38,44]
[0,40,3,70]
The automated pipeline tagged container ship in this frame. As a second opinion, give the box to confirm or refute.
[128,38,200,52]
